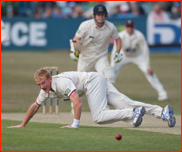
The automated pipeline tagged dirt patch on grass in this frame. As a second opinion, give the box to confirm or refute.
[1,112,181,135]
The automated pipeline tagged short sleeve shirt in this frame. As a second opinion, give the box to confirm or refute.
[36,75,76,105]
[75,19,119,62]
[36,71,97,105]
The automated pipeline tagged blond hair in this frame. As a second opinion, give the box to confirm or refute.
[34,68,51,80]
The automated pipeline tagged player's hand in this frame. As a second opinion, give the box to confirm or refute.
[70,52,79,61]
[7,124,24,128]
[59,125,74,128]
[147,68,153,75]
[114,51,123,63]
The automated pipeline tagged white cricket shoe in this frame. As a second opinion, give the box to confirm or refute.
[161,105,176,127]
[158,93,168,101]
[133,106,146,127]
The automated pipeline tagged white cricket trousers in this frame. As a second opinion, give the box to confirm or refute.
[111,53,167,96]
[85,73,163,125]
[77,55,109,73]
[76,55,110,104]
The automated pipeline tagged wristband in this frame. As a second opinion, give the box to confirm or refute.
[71,119,80,128]
[116,50,120,53]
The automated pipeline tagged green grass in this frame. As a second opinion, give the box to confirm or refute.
[1,119,181,151]
[1,51,181,114]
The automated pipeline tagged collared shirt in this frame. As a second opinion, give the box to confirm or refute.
[36,71,98,105]
[76,19,119,62]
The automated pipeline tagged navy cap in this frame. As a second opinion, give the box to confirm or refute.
[93,4,108,15]
[125,20,135,27]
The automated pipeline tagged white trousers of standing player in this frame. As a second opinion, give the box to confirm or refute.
[77,55,109,73]
[111,52,167,97]
[71,55,111,109]
[85,73,163,125]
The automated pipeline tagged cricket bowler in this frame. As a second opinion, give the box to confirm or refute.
[8,68,176,129]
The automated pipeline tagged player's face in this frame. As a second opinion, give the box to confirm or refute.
[36,76,52,93]
[126,26,134,35]
[95,14,106,25]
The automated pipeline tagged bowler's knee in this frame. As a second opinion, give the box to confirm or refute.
[93,116,103,124]
[93,117,100,124]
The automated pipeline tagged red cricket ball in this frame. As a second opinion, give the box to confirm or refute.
[115,134,122,140]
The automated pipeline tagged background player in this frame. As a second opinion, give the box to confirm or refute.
[69,4,122,113]
[7,68,176,129]
[111,20,168,101]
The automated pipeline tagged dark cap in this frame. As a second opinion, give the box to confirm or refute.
[125,20,135,27]
[93,4,108,15]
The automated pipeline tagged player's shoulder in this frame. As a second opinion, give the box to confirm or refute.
[105,20,116,28]
[118,30,127,37]
[80,19,94,26]
[134,29,143,35]
[134,29,145,38]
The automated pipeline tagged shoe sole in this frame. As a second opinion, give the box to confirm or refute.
[166,105,175,127]
[141,107,146,116]
[133,107,145,127]
[168,115,176,127]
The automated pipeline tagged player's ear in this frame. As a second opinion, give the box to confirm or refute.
[49,76,52,82]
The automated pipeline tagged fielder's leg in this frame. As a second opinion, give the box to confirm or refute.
[95,55,112,109]
[135,55,168,101]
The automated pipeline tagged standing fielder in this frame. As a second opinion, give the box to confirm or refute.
[1,20,9,43]
[69,4,122,113]
[8,68,176,128]
[111,20,168,101]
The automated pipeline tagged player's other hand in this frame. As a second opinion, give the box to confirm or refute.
[7,124,24,128]
[147,68,153,75]
[70,52,78,61]
[59,125,74,128]
[114,51,123,63]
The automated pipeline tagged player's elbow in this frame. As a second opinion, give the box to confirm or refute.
[116,37,121,42]
[72,99,82,110]
[75,101,82,109]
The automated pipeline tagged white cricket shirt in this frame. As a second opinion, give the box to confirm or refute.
[36,71,98,105]
[76,19,119,62]
[113,29,150,67]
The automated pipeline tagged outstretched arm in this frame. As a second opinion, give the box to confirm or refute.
[7,102,41,128]
[60,90,82,128]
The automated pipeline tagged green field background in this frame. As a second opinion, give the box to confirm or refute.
[1,51,181,114]
[1,119,181,151]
